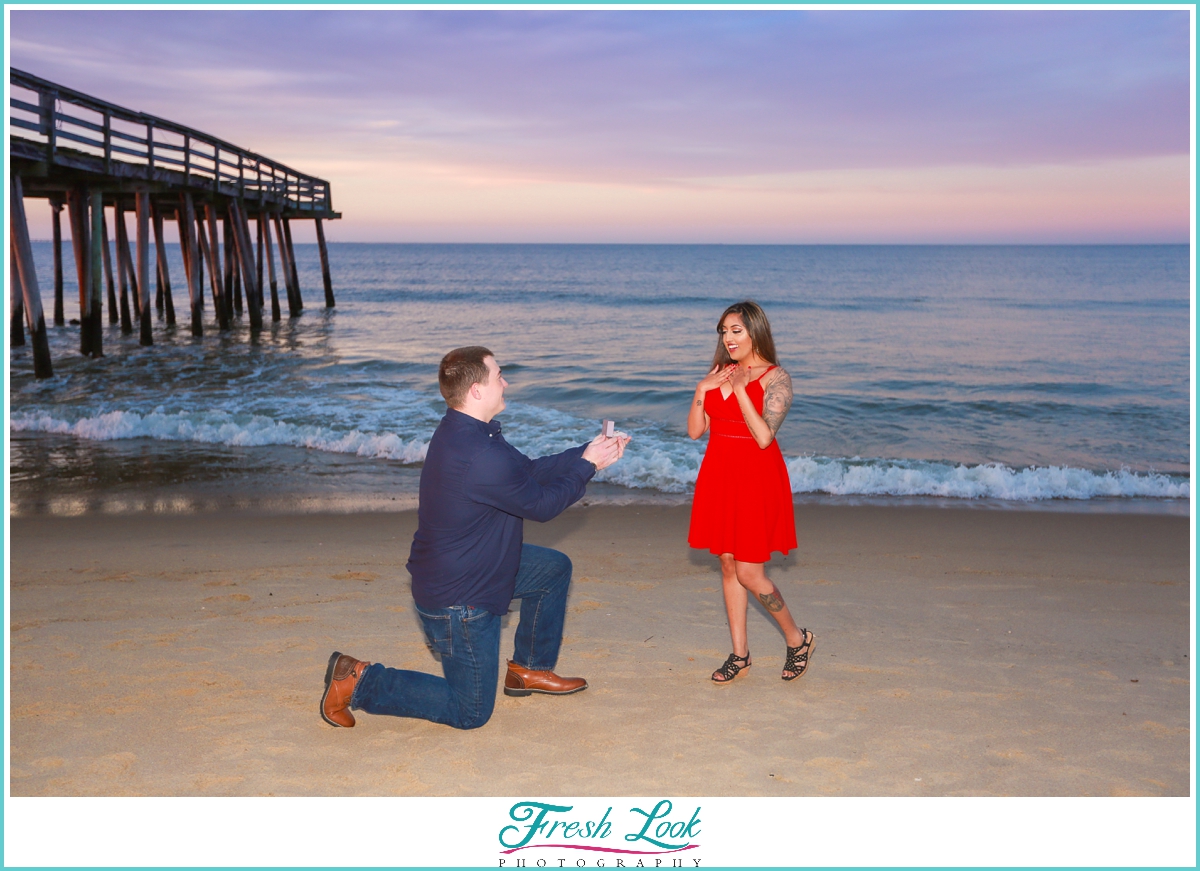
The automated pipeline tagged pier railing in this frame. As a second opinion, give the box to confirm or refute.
[9,68,333,216]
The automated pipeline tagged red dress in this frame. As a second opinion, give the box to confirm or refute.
[688,368,797,563]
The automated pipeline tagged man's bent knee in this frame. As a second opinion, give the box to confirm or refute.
[522,544,573,578]
[554,550,572,579]
[536,547,573,585]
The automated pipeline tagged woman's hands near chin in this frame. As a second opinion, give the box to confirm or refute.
[727,363,750,393]
[697,364,734,393]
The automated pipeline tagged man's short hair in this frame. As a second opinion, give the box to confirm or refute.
[439,346,494,408]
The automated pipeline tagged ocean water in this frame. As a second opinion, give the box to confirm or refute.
[8,243,1192,516]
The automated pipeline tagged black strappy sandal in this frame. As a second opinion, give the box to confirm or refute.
[782,630,815,681]
[712,651,751,683]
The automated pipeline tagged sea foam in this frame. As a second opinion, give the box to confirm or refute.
[11,409,429,463]
[784,456,1189,501]
[12,407,1187,503]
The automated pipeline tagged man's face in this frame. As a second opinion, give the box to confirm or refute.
[475,356,508,420]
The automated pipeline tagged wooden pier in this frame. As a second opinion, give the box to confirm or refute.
[9,68,341,378]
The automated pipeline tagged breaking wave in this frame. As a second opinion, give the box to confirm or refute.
[12,408,1187,503]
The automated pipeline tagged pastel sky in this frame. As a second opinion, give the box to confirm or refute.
[9,8,1193,244]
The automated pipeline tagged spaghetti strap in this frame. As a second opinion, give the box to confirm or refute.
[750,365,777,384]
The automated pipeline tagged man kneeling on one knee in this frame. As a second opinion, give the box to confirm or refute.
[322,346,630,730]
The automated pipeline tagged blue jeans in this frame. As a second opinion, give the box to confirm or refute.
[350,544,573,730]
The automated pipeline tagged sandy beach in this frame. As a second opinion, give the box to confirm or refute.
[7,501,1191,798]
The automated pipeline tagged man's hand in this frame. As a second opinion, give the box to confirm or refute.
[613,433,631,461]
[582,433,631,471]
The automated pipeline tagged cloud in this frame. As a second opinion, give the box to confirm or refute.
[9,9,1190,242]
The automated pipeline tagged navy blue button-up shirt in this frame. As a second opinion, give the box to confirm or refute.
[407,408,596,615]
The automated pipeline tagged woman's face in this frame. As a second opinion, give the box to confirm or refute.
[719,313,753,362]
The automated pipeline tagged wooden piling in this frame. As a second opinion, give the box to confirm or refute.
[315,218,335,308]
[195,215,213,310]
[272,213,292,316]
[273,214,298,316]
[205,203,228,329]
[245,209,264,316]
[175,206,194,329]
[100,208,118,325]
[228,199,263,331]
[263,210,281,322]
[10,244,26,346]
[155,253,164,314]
[223,215,244,317]
[51,199,65,326]
[10,177,53,377]
[118,204,141,321]
[204,207,223,303]
[195,217,207,311]
[282,217,303,311]
[118,202,141,321]
[65,188,94,357]
[232,237,244,317]
[176,207,191,285]
[114,203,133,334]
[197,206,228,331]
[222,214,236,322]
[256,213,266,312]
[136,192,152,346]
[180,193,203,337]
[152,204,176,327]
[88,191,105,356]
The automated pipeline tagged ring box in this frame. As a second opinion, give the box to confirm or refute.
[602,420,615,438]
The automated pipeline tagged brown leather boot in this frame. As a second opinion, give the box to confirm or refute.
[321,651,371,727]
[504,660,588,697]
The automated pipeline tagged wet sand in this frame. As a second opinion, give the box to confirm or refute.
[7,503,1191,797]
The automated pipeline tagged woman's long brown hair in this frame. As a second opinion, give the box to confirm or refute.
[710,300,779,369]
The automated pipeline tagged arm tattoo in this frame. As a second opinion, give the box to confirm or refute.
[757,585,785,612]
[695,399,703,406]
[761,369,793,437]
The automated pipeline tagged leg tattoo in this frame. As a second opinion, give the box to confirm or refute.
[757,585,785,612]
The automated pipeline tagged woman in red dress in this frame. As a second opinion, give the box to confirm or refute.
[687,301,814,683]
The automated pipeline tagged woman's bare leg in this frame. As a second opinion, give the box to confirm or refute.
[720,553,749,657]
[734,560,804,649]
[712,553,752,681]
